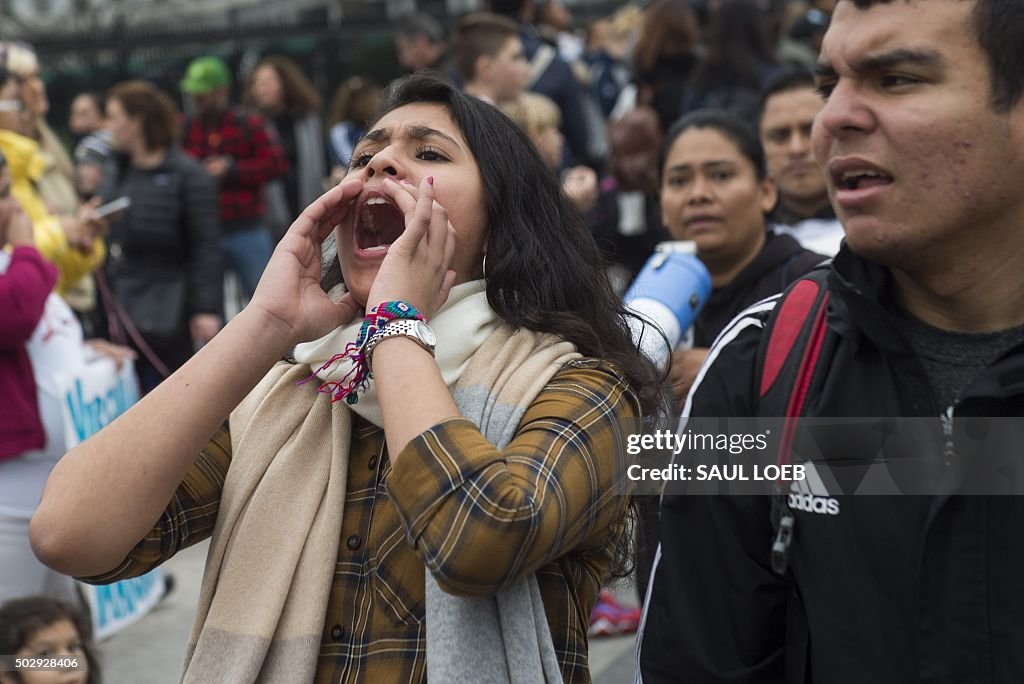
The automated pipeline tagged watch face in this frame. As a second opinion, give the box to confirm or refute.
[415,320,436,347]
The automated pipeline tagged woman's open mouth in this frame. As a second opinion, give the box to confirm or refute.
[354,193,406,255]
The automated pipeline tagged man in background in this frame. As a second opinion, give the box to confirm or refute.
[759,68,843,255]
[180,56,287,302]
[395,15,450,75]
[454,13,531,106]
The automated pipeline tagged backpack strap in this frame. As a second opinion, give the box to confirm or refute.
[745,267,832,684]
[526,44,557,90]
[754,266,831,576]
[757,268,831,437]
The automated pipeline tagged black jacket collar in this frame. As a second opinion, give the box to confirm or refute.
[825,246,1024,403]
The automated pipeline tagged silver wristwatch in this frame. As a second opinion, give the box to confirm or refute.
[364,319,437,375]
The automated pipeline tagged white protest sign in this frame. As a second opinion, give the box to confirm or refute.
[61,357,166,641]
[81,566,166,641]
[61,355,140,450]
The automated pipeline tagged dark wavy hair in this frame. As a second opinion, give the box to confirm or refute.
[0,596,101,684]
[322,73,666,573]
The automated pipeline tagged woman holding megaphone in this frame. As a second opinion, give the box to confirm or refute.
[657,109,826,406]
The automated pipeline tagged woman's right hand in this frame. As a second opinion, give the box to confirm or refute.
[248,177,364,348]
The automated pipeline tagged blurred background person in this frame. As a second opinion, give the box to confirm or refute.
[759,68,843,255]
[0,163,59,602]
[0,180,55,508]
[395,13,450,75]
[1,42,77,217]
[67,91,105,142]
[584,10,635,120]
[501,91,598,213]
[104,80,222,392]
[659,109,824,406]
[326,76,380,183]
[679,0,782,128]
[0,65,104,302]
[501,90,566,170]
[246,55,326,241]
[633,0,701,133]
[2,42,106,334]
[453,12,531,106]
[0,596,101,684]
[536,0,584,63]
[180,55,286,303]
[68,91,115,202]
[0,149,133,607]
[778,1,830,68]
[586,107,669,293]
[490,0,594,167]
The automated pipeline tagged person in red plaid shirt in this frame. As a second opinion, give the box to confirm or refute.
[180,56,288,301]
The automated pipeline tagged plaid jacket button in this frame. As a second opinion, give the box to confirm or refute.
[347,535,362,550]
[330,624,344,641]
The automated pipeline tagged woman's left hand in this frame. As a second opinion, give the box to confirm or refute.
[367,176,457,320]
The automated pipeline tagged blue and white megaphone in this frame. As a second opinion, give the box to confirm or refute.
[624,241,712,368]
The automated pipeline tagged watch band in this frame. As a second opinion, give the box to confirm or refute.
[364,319,436,376]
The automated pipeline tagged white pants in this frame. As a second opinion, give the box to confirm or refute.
[0,511,80,606]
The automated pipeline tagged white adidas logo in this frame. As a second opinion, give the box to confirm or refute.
[788,462,840,516]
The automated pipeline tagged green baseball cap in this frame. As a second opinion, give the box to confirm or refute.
[180,56,231,95]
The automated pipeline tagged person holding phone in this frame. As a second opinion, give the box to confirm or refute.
[103,80,223,391]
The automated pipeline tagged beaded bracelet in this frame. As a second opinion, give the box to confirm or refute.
[308,300,425,405]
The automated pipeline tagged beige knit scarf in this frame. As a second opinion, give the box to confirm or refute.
[181,289,578,683]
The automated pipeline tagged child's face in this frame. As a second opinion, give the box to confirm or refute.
[8,619,88,684]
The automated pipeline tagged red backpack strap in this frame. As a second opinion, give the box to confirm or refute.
[757,269,832,422]
[763,282,830,470]
[756,268,831,576]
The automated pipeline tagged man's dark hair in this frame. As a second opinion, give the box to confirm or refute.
[759,68,816,117]
[452,12,520,83]
[661,108,769,181]
[396,14,446,45]
[846,0,1024,111]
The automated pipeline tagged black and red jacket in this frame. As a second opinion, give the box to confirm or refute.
[182,107,288,232]
[639,246,1024,683]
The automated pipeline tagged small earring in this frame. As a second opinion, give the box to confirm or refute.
[482,254,487,279]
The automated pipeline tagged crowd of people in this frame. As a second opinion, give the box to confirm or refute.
[2,0,1023,681]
